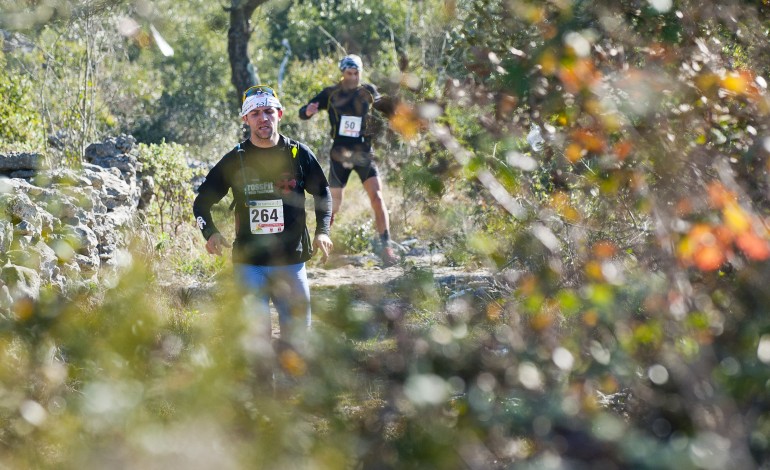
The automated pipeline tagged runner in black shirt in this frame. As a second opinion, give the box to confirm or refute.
[194,85,332,344]
[299,54,398,266]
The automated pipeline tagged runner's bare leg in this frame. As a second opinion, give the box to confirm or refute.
[363,176,389,236]
[331,187,344,221]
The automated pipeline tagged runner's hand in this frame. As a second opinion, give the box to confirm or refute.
[206,232,231,256]
[305,102,319,117]
[313,233,333,263]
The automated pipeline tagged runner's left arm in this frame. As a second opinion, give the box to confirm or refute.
[299,144,332,235]
[367,83,397,118]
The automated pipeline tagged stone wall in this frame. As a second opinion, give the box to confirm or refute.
[0,135,150,312]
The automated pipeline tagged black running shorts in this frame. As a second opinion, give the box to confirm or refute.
[328,146,379,188]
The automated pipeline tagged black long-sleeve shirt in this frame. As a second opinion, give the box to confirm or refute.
[299,83,393,151]
[193,135,331,266]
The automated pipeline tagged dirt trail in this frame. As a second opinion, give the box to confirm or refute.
[167,246,516,323]
[307,251,502,289]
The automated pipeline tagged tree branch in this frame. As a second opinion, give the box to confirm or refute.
[317,25,346,55]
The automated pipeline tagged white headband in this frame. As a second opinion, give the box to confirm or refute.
[339,54,363,71]
[241,94,283,117]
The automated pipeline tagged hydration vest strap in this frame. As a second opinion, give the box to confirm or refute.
[229,138,301,212]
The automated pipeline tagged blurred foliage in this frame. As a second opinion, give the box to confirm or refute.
[4,0,770,468]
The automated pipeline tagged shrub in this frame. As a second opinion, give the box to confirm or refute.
[137,141,202,234]
[0,45,42,150]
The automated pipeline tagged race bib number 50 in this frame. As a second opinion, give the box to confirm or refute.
[339,115,362,138]
[249,200,284,234]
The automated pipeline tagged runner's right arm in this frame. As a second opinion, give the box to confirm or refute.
[192,159,229,240]
[299,88,330,120]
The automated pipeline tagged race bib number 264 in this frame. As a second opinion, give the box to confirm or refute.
[249,199,284,234]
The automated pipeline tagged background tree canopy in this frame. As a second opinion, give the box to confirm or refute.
[2,0,770,468]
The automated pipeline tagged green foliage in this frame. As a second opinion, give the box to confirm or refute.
[173,251,227,279]
[2,1,238,165]
[277,56,340,149]
[137,141,201,233]
[330,219,375,254]
[129,0,238,149]
[276,0,408,59]
[0,45,42,150]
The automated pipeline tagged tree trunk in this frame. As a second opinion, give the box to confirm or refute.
[227,0,269,106]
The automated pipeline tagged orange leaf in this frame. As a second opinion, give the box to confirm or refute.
[736,232,770,261]
[486,302,503,321]
[550,192,581,222]
[713,224,735,246]
[676,198,694,216]
[688,223,716,241]
[707,182,736,208]
[721,70,763,101]
[530,311,554,331]
[592,241,617,259]
[518,274,538,295]
[693,244,725,271]
[583,309,598,327]
[565,142,584,163]
[571,129,607,153]
[585,261,604,280]
[389,103,420,140]
[721,72,749,95]
[279,349,307,377]
[678,224,729,269]
[558,59,600,93]
[613,140,632,160]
